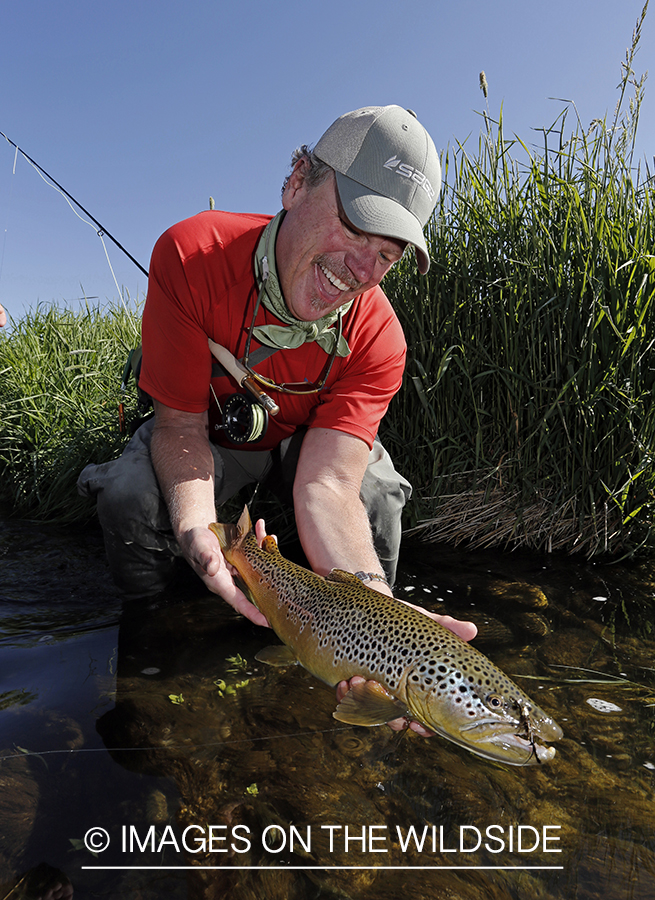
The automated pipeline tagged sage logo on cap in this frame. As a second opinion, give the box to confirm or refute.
[383,155,436,202]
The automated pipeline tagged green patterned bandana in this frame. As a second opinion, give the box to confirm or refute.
[252,211,352,356]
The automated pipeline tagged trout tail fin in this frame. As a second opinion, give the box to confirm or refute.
[236,505,253,538]
[209,505,253,551]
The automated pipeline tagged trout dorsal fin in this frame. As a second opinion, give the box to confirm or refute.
[237,505,253,539]
[326,568,363,586]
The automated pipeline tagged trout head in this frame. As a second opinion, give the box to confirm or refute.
[406,658,563,766]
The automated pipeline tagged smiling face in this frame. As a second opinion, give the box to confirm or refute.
[275,160,406,322]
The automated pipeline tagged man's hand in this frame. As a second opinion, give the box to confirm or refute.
[179,519,270,629]
[336,601,477,737]
[399,602,478,642]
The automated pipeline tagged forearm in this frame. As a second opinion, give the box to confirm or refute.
[147,404,268,626]
[150,417,216,541]
[294,478,393,597]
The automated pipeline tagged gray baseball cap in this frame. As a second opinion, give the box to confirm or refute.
[314,105,441,274]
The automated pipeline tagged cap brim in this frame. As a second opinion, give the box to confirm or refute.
[335,171,431,274]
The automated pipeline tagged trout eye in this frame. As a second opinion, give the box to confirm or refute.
[486,693,504,710]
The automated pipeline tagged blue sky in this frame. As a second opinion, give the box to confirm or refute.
[0,0,652,323]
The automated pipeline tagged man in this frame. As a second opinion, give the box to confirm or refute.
[78,106,476,668]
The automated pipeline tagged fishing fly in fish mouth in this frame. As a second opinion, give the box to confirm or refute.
[210,507,563,766]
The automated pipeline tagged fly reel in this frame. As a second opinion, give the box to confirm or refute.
[219,393,268,444]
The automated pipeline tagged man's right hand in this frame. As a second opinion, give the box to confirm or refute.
[179,522,270,629]
[149,401,269,627]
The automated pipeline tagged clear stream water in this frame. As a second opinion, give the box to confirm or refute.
[1,515,654,899]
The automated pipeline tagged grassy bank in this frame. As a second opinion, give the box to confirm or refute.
[0,300,141,522]
[381,7,654,556]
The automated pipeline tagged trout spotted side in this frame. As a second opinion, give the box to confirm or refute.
[209,507,563,766]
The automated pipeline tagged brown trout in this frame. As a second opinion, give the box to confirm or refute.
[209,508,563,765]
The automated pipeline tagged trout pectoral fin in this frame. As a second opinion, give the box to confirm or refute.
[326,569,363,586]
[255,645,299,667]
[334,681,408,726]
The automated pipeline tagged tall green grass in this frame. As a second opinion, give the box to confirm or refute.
[0,300,141,522]
[381,4,654,555]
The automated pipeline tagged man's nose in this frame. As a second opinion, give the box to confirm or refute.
[344,246,377,286]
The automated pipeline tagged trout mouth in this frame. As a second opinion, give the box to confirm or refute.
[458,715,563,765]
[407,711,560,766]
[476,730,558,764]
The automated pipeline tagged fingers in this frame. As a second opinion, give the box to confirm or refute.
[396,598,477,642]
[254,517,276,547]
[387,717,434,737]
[182,526,270,628]
[434,614,478,642]
[255,518,267,544]
[336,675,365,703]
[221,585,270,628]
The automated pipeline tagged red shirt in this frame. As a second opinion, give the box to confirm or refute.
[140,210,406,451]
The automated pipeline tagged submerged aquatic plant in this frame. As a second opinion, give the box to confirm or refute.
[383,2,655,557]
[514,664,655,710]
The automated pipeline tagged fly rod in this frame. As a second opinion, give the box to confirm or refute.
[1,130,149,278]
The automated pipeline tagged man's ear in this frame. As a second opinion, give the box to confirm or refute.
[281,158,309,210]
